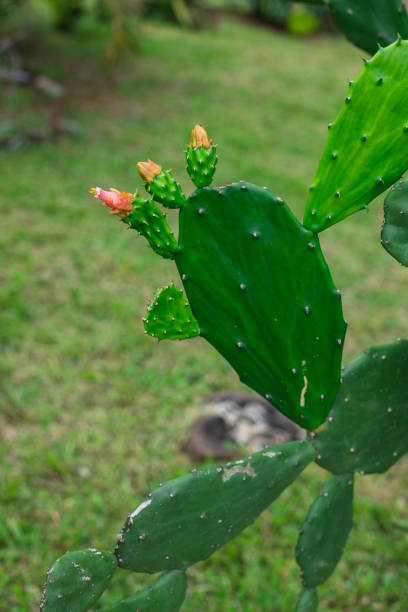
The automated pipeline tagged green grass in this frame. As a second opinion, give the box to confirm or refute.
[1,18,408,611]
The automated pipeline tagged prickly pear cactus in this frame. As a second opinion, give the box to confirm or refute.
[44,28,408,612]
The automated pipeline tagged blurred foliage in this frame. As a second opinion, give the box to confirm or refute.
[0,1,141,60]
[248,0,327,32]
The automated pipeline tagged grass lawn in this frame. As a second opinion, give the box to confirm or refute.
[1,17,408,611]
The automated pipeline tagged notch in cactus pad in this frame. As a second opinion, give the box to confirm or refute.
[304,40,408,232]
[144,284,199,340]
[381,179,408,266]
[312,339,408,474]
[176,182,346,429]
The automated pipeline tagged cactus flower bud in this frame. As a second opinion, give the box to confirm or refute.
[90,187,134,219]
[137,159,185,209]
[186,124,218,188]
[189,124,211,149]
[136,160,162,184]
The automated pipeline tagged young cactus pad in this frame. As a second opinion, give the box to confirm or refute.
[176,182,346,429]
[125,195,178,259]
[115,440,316,573]
[41,549,117,612]
[381,179,408,266]
[144,284,199,340]
[296,474,354,588]
[303,39,408,232]
[186,124,218,188]
[312,340,408,475]
[104,571,187,612]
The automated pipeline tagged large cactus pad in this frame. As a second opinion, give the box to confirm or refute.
[304,40,408,232]
[312,340,408,474]
[175,182,346,429]
[115,441,315,572]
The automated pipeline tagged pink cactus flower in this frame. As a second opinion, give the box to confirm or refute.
[90,187,134,219]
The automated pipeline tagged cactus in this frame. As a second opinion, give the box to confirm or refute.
[104,571,187,612]
[40,549,117,611]
[43,22,408,611]
[295,0,408,55]
[381,178,408,266]
[304,39,408,232]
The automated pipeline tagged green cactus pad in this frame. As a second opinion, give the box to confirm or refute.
[328,1,408,55]
[115,440,316,573]
[40,549,117,611]
[144,284,199,340]
[147,170,186,209]
[125,196,178,259]
[104,571,187,612]
[296,474,354,588]
[312,340,408,474]
[381,179,408,266]
[295,587,319,612]
[186,145,218,188]
[176,182,346,429]
[304,40,408,233]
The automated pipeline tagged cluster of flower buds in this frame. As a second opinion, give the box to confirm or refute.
[90,124,216,219]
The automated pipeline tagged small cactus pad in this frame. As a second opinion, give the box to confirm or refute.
[328,0,408,55]
[176,182,346,429]
[295,587,319,612]
[125,196,178,259]
[381,179,408,266]
[313,340,408,474]
[186,145,217,188]
[296,474,354,588]
[144,284,199,340]
[304,40,408,232]
[115,440,315,572]
[147,170,186,209]
[104,571,187,612]
[40,549,117,611]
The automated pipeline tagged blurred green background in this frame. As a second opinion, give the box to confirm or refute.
[1,2,408,610]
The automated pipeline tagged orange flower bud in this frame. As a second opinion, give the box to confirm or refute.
[189,124,211,149]
[136,159,162,184]
[90,187,134,219]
